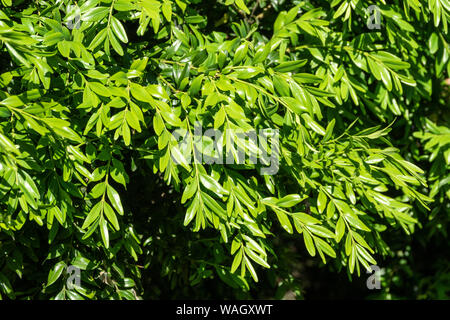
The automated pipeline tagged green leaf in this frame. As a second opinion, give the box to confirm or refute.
[317,190,327,213]
[82,202,102,229]
[71,256,91,270]
[231,249,243,273]
[108,28,124,56]
[301,113,325,135]
[47,261,66,287]
[111,16,128,43]
[107,185,124,215]
[235,0,250,14]
[280,97,308,114]
[88,28,108,50]
[82,7,109,22]
[104,201,120,230]
[275,210,293,234]
[303,231,316,256]
[100,216,110,249]
[322,119,335,142]
[233,43,248,64]
[314,237,336,258]
[162,0,172,21]
[307,224,335,238]
[276,194,303,208]
[199,174,229,196]
[243,256,258,282]
[335,217,345,242]
[51,207,66,225]
[274,60,307,72]
[57,40,71,58]
[244,247,270,268]
[43,118,83,143]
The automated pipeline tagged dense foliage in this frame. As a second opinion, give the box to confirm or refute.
[0,0,448,299]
